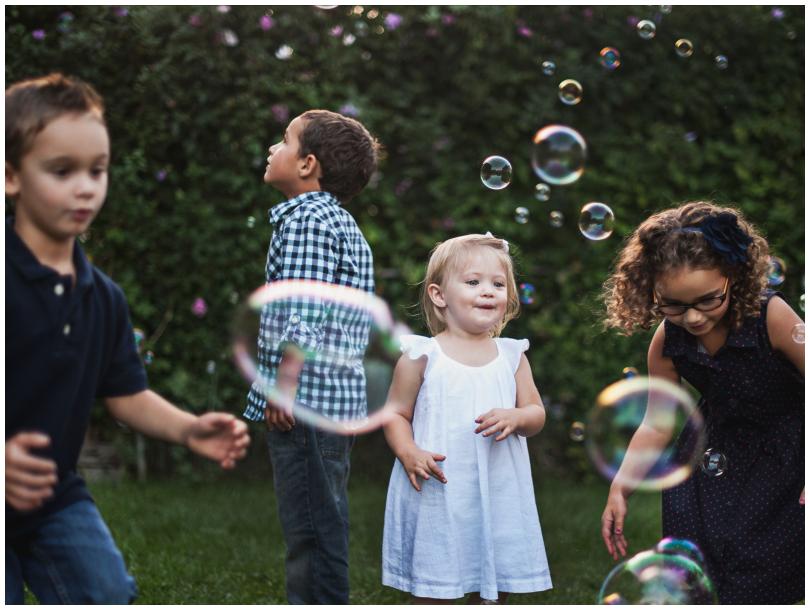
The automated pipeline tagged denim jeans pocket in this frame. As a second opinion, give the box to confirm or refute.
[266,424,308,452]
[315,431,353,461]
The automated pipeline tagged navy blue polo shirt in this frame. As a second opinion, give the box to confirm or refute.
[6,216,147,537]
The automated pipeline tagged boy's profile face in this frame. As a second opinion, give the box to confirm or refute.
[264,115,318,198]
[6,111,109,244]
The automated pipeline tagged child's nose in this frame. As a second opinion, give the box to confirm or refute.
[683,307,704,324]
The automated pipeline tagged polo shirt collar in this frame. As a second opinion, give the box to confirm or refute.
[6,216,94,290]
[268,191,340,227]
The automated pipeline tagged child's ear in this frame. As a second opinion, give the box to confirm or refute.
[427,283,446,308]
[298,153,321,180]
[5,162,21,198]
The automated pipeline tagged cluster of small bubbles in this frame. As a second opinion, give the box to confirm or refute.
[714,55,729,70]
[275,44,294,60]
[701,449,727,477]
[767,256,786,286]
[675,38,694,58]
[144,351,155,366]
[514,206,530,224]
[246,216,256,228]
[599,47,621,70]
[569,421,586,442]
[534,183,551,202]
[206,360,217,375]
[792,323,805,344]
[622,366,639,378]
[519,282,536,305]
[541,60,556,76]
[558,79,584,105]
[549,210,565,228]
[637,19,656,39]
[578,202,615,240]
[480,155,513,190]
[532,125,587,185]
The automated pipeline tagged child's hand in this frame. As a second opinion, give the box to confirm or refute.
[800,487,805,505]
[401,447,447,492]
[186,413,251,469]
[5,432,58,512]
[474,408,524,441]
[601,487,629,561]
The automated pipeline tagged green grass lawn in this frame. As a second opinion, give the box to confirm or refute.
[84,468,662,604]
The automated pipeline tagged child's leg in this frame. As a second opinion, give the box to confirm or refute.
[5,544,25,604]
[466,591,510,604]
[13,499,137,604]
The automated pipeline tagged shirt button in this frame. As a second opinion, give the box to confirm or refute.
[290,314,301,324]
[54,283,65,296]
[63,324,71,336]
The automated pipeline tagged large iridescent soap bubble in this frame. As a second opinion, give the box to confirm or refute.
[585,376,705,491]
[531,125,587,185]
[232,280,408,435]
[598,548,717,604]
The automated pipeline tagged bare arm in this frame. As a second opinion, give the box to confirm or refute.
[105,390,250,469]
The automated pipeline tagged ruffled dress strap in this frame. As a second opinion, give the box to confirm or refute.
[399,334,437,375]
[497,337,530,374]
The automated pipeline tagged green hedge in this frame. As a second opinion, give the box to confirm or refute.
[6,6,804,477]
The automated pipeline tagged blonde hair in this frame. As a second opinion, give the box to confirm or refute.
[419,233,520,337]
[603,201,771,334]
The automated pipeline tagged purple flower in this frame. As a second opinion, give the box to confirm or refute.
[441,14,456,25]
[771,7,785,20]
[112,7,129,18]
[517,25,533,38]
[329,25,344,37]
[155,169,168,182]
[626,15,639,27]
[32,29,46,40]
[191,297,208,318]
[395,178,413,196]
[271,103,289,123]
[188,14,203,27]
[582,8,593,19]
[217,5,231,13]
[384,12,403,30]
[260,15,275,31]
[339,103,359,117]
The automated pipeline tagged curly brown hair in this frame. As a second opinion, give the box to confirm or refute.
[603,201,771,334]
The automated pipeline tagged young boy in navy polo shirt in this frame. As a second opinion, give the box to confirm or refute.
[244,110,379,603]
[5,73,251,604]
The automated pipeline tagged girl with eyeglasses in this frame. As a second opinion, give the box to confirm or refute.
[598,201,804,604]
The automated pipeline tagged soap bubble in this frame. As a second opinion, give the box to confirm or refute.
[514,206,530,224]
[655,537,707,569]
[532,125,587,185]
[701,449,727,477]
[246,216,256,228]
[549,210,565,228]
[275,44,294,60]
[675,38,694,58]
[622,366,639,378]
[519,282,536,305]
[133,328,145,354]
[578,202,615,240]
[598,549,717,604]
[558,79,583,105]
[232,280,408,435]
[637,20,656,39]
[792,323,805,344]
[715,55,729,70]
[144,351,155,365]
[767,256,786,286]
[570,421,586,442]
[541,60,556,76]
[599,47,621,70]
[585,376,705,491]
[534,183,551,202]
[480,155,512,190]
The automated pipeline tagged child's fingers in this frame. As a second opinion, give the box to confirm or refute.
[408,473,421,492]
[427,459,447,483]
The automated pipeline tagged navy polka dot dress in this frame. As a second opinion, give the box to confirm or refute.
[662,291,804,604]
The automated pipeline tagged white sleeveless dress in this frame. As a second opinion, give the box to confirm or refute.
[382,335,552,600]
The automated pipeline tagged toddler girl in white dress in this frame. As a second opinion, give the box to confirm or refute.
[382,233,552,604]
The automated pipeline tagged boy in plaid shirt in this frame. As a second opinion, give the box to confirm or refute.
[245,109,380,604]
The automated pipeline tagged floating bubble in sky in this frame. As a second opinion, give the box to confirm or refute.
[767,256,786,286]
[246,216,256,229]
[558,79,583,105]
[144,351,155,365]
[514,206,530,224]
[715,55,729,70]
[133,328,145,354]
[637,20,656,39]
[599,47,621,70]
[275,44,294,60]
[675,38,694,58]
[622,366,639,378]
[534,183,551,202]
[549,210,565,228]
[578,203,615,240]
[480,155,512,190]
[585,376,705,491]
[701,449,727,477]
[532,125,587,185]
[519,282,536,305]
[570,421,586,442]
[541,60,556,76]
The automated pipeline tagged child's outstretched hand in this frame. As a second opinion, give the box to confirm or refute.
[474,408,524,441]
[186,413,251,469]
[601,487,629,561]
[401,446,447,492]
[5,432,58,512]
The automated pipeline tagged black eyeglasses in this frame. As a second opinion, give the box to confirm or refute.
[652,278,729,316]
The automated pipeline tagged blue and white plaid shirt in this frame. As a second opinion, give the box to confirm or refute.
[244,191,375,422]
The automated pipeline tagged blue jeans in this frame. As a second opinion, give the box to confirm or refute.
[267,425,354,604]
[6,499,136,604]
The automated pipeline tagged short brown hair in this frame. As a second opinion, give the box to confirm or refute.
[420,233,520,337]
[6,73,106,169]
[298,109,379,202]
[603,201,771,334]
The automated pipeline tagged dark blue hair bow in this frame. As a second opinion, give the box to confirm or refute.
[680,212,752,266]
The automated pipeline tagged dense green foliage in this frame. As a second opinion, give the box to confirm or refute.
[6,6,804,476]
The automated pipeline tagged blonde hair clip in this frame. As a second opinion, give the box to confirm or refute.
[484,231,509,253]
